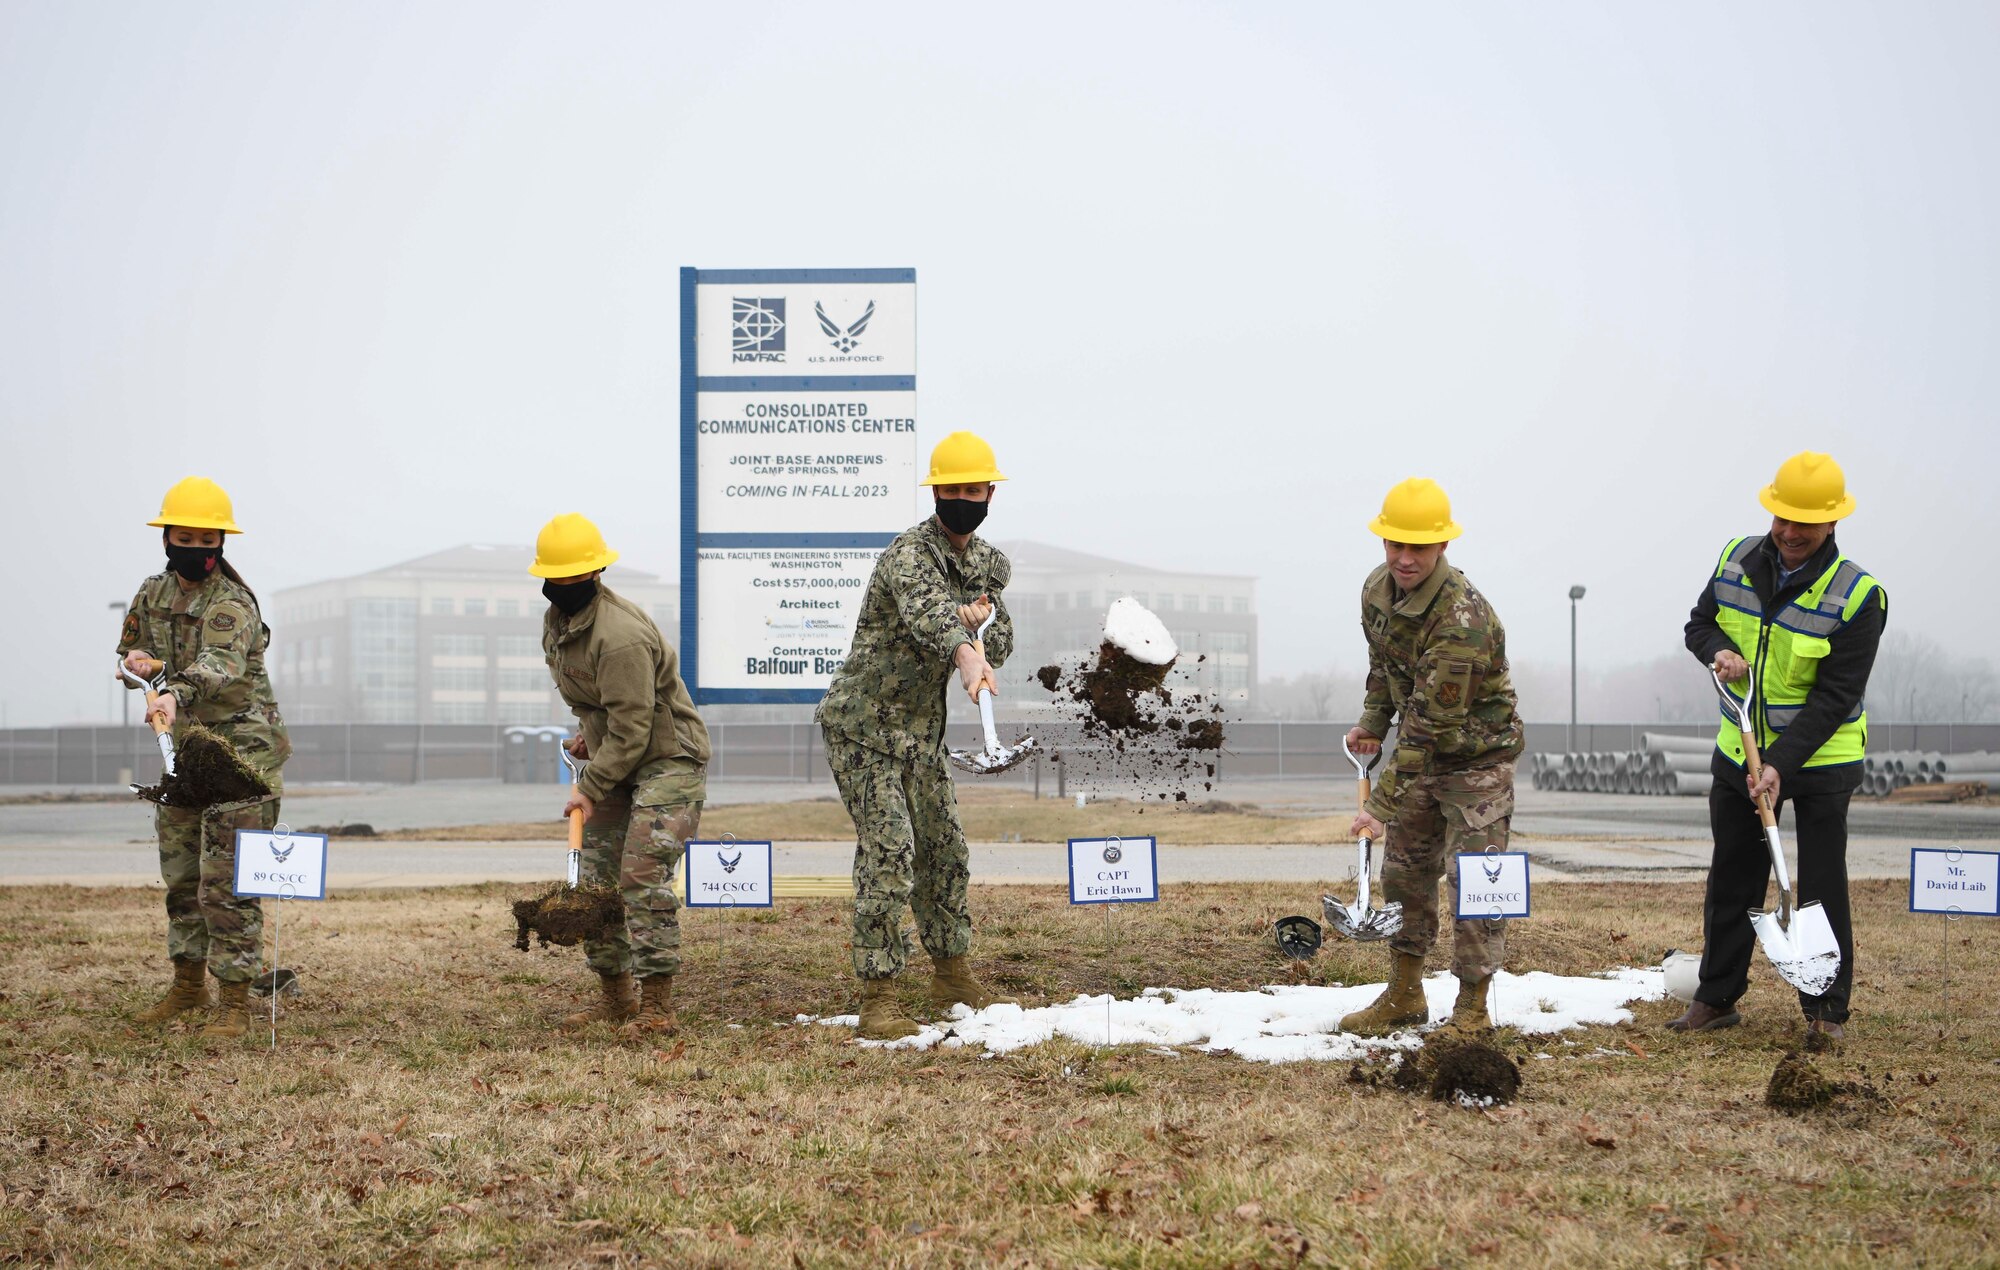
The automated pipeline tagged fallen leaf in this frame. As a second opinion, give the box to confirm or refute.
[388,1115,410,1138]
[1625,1040,1650,1060]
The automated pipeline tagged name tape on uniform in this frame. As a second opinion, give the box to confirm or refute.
[1909,848,1999,916]
[233,829,329,900]
[1068,837,1158,905]
[1454,851,1530,920]
[685,839,774,908]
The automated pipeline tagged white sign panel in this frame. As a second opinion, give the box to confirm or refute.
[682,267,919,705]
[233,828,329,900]
[1068,837,1159,905]
[685,839,774,908]
[1910,848,1999,915]
[1454,851,1530,919]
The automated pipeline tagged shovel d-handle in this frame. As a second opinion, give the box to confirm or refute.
[1712,663,1796,929]
[116,657,174,734]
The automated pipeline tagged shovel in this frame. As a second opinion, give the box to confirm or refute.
[116,656,177,777]
[1322,734,1403,941]
[947,606,1038,776]
[1710,664,1841,996]
[560,745,587,887]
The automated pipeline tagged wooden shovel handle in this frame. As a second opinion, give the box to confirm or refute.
[143,690,171,734]
[567,807,585,853]
[1740,724,1779,830]
[131,657,165,677]
[1357,775,1371,807]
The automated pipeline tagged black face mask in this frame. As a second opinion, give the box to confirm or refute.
[165,542,222,582]
[543,578,598,616]
[934,496,990,536]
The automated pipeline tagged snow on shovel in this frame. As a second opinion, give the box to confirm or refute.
[1710,664,1841,996]
[1322,734,1403,942]
[948,606,1038,775]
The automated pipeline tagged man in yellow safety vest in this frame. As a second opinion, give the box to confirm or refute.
[1671,452,1885,1040]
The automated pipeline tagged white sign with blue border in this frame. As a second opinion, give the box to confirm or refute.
[680,267,920,705]
[684,838,775,908]
[1910,847,1999,916]
[1068,837,1158,905]
[233,828,329,900]
[1454,851,1530,919]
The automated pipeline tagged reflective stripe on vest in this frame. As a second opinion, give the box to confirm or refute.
[1709,536,1880,769]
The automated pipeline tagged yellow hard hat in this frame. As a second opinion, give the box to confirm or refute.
[148,476,243,534]
[920,431,1007,486]
[528,513,620,578]
[1759,451,1855,522]
[1368,477,1462,544]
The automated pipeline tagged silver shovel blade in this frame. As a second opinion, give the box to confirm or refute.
[1749,901,1841,996]
[947,735,1038,775]
[1322,894,1404,942]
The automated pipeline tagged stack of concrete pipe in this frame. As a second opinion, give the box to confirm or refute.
[1528,734,1712,796]
[1860,750,2000,797]
[1531,740,1999,798]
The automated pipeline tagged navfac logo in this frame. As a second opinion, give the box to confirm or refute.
[815,300,874,353]
[731,298,786,361]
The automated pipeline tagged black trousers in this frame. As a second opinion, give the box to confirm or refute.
[1696,775,1854,1022]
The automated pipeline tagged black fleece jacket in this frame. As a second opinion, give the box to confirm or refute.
[1683,532,1887,796]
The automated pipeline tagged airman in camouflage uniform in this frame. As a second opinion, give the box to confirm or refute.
[119,477,289,1041]
[534,513,711,1037]
[817,431,1022,1039]
[1339,478,1523,1039]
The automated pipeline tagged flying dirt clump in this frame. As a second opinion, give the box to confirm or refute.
[132,724,272,810]
[512,883,625,951]
[1033,597,1228,796]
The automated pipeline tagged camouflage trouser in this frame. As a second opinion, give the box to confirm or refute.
[825,734,971,979]
[1381,763,1515,981]
[155,790,282,983]
[579,758,705,979]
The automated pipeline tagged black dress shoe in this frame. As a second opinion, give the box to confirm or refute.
[1666,1001,1742,1032]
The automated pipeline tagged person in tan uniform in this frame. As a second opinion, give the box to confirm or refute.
[533,513,711,1036]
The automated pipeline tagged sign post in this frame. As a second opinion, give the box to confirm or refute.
[233,822,329,1049]
[679,267,919,705]
[684,834,776,909]
[1068,836,1160,1044]
[1909,846,1997,1037]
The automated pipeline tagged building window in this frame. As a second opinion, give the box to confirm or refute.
[1183,595,1199,612]
[431,597,453,616]
[432,667,487,692]
[1206,595,1224,614]
[499,668,547,692]
[1231,596,1248,614]
[1130,592,1148,607]
[498,702,554,724]
[350,599,417,723]
[433,634,487,658]
[497,635,542,659]
[464,598,487,617]
[497,599,520,618]
[1074,591,1091,610]
[1156,594,1173,611]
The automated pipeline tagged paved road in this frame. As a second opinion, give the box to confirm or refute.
[3,780,1992,887]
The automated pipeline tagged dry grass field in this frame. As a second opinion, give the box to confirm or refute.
[1,878,1995,1268]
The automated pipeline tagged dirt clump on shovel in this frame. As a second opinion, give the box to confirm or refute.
[512,883,625,951]
[1393,1033,1522,1106]
[132,724,272,810]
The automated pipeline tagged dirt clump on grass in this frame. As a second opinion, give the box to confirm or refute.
[132,724,271,810]
[512,883,624,951]
[1765,1049,1883,1115]
[1391,1033,1523,1106]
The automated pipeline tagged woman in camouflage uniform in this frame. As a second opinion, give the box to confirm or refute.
[117,477,290,1041]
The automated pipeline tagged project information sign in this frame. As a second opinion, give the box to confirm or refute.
[680,267,918,703]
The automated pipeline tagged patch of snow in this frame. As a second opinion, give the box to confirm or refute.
[798,969,1665,1063]
[1103,598,1177,665]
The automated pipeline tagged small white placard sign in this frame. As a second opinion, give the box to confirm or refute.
[684,839,774,908]
[1909,848,1999,916]
[233,828,329,900]
[1068,837,1158,905]
[1454,851,1530,919]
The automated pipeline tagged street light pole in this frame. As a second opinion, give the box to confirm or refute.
[1568,586,1587,751]
[109,601,131,779]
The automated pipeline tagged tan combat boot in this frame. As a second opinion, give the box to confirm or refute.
[619,976,677,1037]
[136,959,210,1024]
[1435,975,1493,1040]
[857,977,921,1040]
[1338,951,1430,1036]
[201,979,253,1041]
[929,956,1019,1011]
[562,971,637,1032]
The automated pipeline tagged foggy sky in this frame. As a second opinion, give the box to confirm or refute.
[3,2,1995,727]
